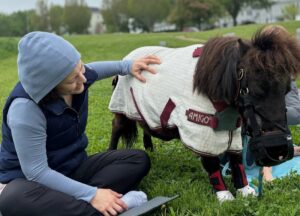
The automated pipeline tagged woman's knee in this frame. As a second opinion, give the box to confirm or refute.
[0,179,34,214]
[130,150,151,175]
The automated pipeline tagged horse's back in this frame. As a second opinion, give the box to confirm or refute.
[109,44,202,127]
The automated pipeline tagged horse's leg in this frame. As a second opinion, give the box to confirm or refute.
[109,114,126,150]
[229,152,256,197]
[201,155,234,202]
[228,153,247,189]
[143,131,153,151]
[201,156,227,191]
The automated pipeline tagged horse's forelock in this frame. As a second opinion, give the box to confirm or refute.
[251,26,300,78]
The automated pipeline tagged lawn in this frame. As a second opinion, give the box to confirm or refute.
[1,21,300,215]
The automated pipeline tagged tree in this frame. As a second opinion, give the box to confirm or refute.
[0,14,12,36]
[0,11,34,36]
[26,10,42,32]
[102,0,173,32]
[217,0,273,26]
[8,11,29,36]
[64,0,91,34]
[282,4,298,21]
[127,0,173,32]
[49,5,64,34]
[101,0,129,32]
[36,0,49,31]
[168,0,222,31]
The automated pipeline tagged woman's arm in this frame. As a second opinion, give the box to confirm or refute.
[7,98,97,202]
[286,81,300,125]
[86,56,160,82]
[86,60,133,80]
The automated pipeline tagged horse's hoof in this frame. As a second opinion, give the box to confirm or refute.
[216,190,235,203]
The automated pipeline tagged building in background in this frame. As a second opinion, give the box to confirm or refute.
[88,7,106,34]
[218,0,300,27]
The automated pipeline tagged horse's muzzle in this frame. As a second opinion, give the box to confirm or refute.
[248,131,294,166]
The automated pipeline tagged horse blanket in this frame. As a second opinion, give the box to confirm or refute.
[109,45,242,156]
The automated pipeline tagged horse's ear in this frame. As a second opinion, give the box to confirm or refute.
[238,39,250,55]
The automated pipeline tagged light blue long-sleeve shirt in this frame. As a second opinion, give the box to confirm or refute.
[6,60,132,203]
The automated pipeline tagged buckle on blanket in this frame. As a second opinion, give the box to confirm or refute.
[192,47,202,58]
[186,109,218,129]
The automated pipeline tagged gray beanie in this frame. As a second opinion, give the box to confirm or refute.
[18,31,81,103]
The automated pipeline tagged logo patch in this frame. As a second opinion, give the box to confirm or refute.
[185,109,218,128]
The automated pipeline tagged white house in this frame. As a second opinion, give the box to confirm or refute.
[88,7,106,34]
[218,0,300,27]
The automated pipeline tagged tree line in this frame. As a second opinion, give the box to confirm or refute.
[0,0,288,36]
[0,0,91,36]
[101,0,273,32]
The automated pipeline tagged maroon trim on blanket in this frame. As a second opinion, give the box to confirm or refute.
[185,109,218,129]
[130,88,180,139]
[212,101,228,112]
[192,47,202,58]
[130,87,146,122]
[160,99,176,128]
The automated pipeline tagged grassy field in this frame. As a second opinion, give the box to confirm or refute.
[1,21,300,215]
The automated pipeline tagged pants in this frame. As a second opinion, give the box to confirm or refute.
[0,149,151,216]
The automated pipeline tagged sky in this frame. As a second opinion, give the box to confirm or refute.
[0,0,103,14]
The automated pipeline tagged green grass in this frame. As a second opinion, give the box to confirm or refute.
[1,21,300,215]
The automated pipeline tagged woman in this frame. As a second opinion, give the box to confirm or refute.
[0,31,160,216]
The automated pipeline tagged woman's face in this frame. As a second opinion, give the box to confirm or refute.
[56,60,86,96]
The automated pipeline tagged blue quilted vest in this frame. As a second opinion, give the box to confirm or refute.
[0,66,98,183]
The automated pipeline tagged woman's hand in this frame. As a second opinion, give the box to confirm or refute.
[131,55,161,83]
[91,188,128,216]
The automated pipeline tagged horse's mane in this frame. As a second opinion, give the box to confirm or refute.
[193,27,300,104]
[193,36,249,104]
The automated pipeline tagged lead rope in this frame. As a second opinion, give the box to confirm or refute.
[258,167,263,197]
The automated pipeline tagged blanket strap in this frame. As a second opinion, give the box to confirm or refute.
[160,99,176,128]
[192,47,202,58]
[212,101,229,112]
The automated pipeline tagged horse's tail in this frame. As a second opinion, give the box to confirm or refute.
[121,117,138,148]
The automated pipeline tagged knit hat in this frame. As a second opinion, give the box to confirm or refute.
[18,31,81,103]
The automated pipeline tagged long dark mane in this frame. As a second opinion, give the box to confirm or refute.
[193,36,249,104]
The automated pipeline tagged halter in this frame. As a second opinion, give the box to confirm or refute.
[235,68,294,167]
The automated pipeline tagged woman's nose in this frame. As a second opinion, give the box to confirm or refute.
[79,71,87,83]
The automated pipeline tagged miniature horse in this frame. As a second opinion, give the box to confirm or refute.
[108,27,300,202]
